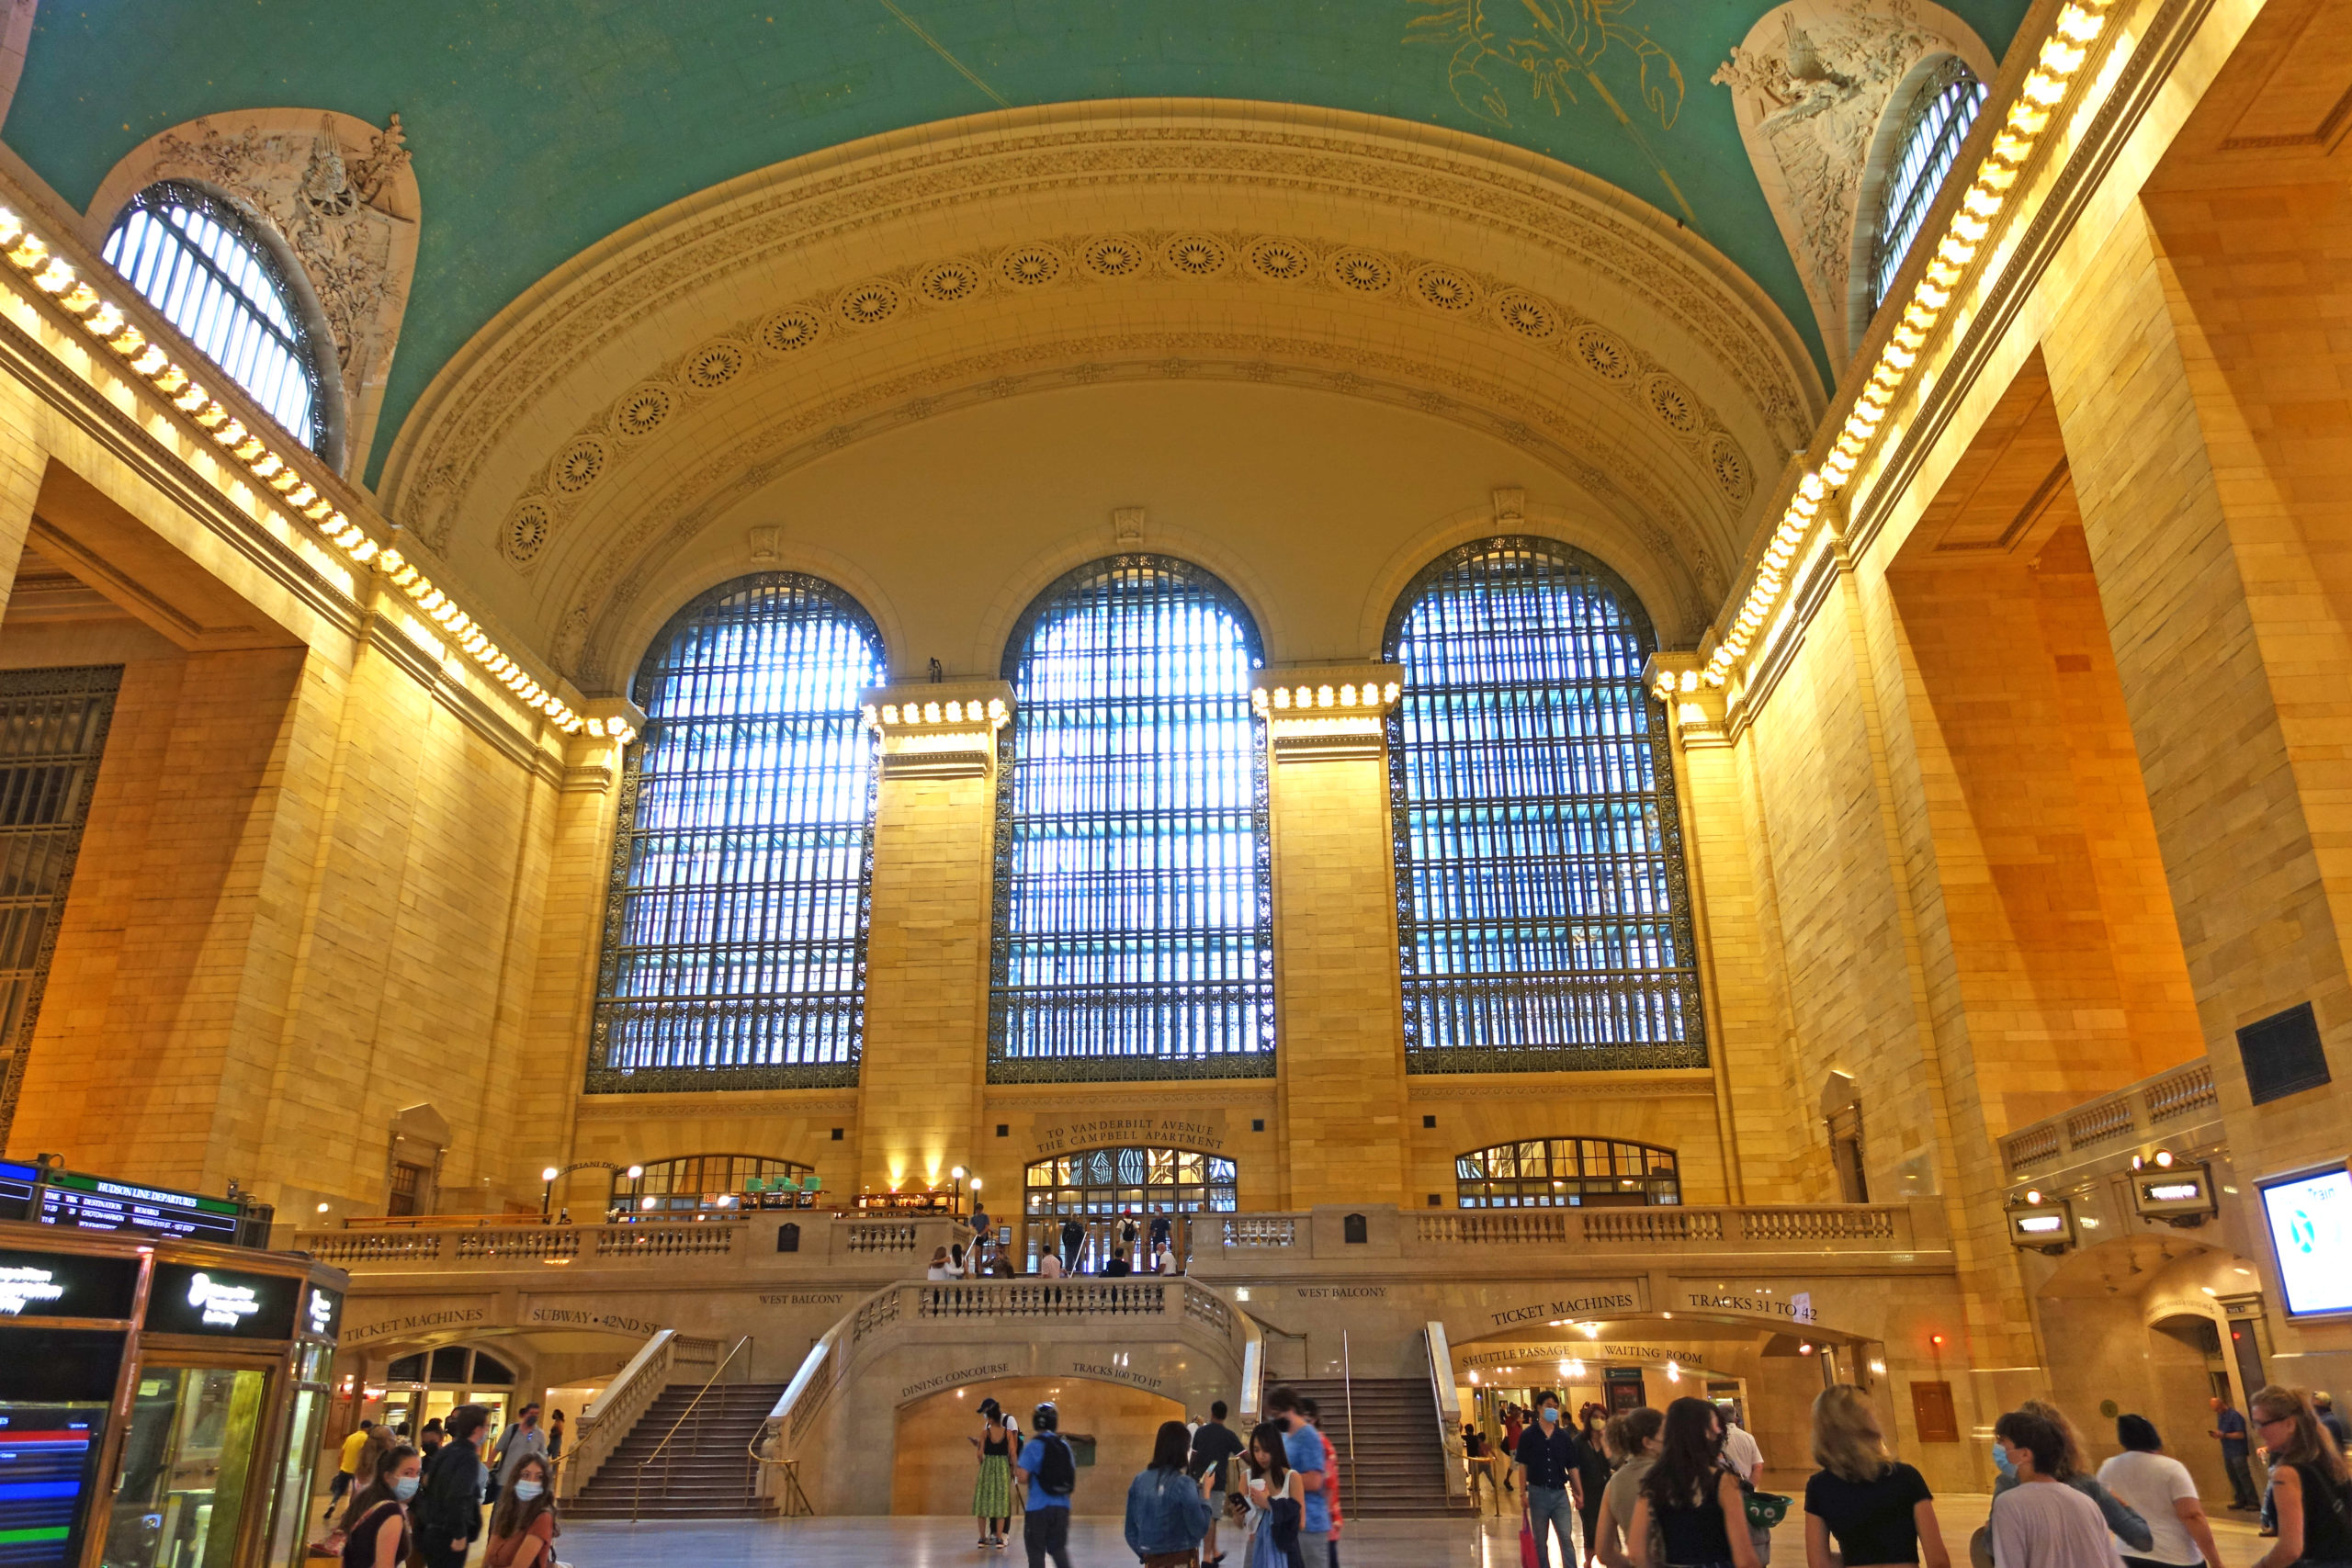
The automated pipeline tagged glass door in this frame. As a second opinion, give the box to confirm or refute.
[103,1366,267,1568]
[262,1347,329,1568]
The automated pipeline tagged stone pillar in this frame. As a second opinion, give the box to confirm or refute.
[2044,200,2352,1177]
[1258,664,1409,1209]
[854,682,1010,1200]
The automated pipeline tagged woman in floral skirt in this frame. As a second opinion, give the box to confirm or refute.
[971,1398,1016,1549]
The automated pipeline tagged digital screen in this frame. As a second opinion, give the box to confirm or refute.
[302,1284,342,1342]
[0,1162,36,1224]
[0,1250,138,1322]
[2262,1168,2352,1317]
[142,1263,297,1340]
[0,1402,107,1568]
[36,1171,242,1245]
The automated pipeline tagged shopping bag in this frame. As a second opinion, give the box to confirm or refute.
[1520,1506,1539,1568]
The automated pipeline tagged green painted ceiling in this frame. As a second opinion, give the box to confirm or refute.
[7,0,2027,486]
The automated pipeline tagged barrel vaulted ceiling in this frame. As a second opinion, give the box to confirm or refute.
[8,0,2028,468]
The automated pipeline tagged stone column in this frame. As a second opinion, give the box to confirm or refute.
[1258,664,1410,1209]
[853,682,1010,1200]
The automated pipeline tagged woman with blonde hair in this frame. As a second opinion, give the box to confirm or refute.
[2247,1385,2352,1568]
[1803,1385,1948,1568]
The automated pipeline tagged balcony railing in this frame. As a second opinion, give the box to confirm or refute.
[2000,1058,2221,1177]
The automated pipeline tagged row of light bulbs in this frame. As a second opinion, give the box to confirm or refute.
[1704,0,2114,688]
[1250,681,1402,715]
[863,698,1012,728]
[0,206,621,743]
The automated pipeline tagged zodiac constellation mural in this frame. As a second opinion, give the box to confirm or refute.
[1407,0,1693,221]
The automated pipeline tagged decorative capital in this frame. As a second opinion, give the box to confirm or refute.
[1643,651,1724,749]
[578,694,646,748]
[860,679,1013,779]
[1250,662,1401,763]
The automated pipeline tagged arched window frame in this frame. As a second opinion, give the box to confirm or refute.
[587,571,885,1093]
[1864,56,1989,316]
[1454,1136,1682,1208]
[100,179,343,464]
[1384,536,1706,1074]
[988,554,1274,1083]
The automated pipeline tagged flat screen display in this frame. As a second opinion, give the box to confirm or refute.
[0,1401,108,1568]
[2261,1167,2352,1317]
[0,1249,139,1322]
[0,1161,37,1224]
[36,1171,242,1245]
[142,1263,297,1340]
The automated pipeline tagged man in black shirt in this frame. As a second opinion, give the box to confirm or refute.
[1190,1400,1247,1563]
[1512,1392,1588,1568]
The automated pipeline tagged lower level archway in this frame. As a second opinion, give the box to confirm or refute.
[891,1375,1189,1517]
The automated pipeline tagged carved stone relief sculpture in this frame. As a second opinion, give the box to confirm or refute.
[84,108,422,479]
[1713,0,1991,367]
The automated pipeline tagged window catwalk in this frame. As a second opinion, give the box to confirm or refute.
[102,182,328,456]
[1386,538,1704,1072]
[1455,1137,1681,1208]
[1871,59,1989,310]
[989,556,1272,1081]
[589,574,884,1092]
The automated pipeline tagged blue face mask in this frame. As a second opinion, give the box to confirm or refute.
[1540,1408,1559,1425]
[392,1475,421,1502]
[1991,1440,2017,1480]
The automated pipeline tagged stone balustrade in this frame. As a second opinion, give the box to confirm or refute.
[1999,1058,2222,1178]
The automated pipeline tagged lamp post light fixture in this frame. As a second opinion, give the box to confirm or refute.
[541,1160,647,1220]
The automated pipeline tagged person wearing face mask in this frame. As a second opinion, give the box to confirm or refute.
[337,1443,421,1568]
[1987,1412,2125,1568]
[1981,1400,2151,1557]
[413,1403,492,1568]
[1515,1391,1589,1568]
[1267,1385,1329,1566]
[484,1452,561,1568]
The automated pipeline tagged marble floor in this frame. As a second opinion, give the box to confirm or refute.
[554,1495,2278,1567]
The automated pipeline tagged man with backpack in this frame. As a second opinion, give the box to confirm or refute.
[1014,1400,1078,1567]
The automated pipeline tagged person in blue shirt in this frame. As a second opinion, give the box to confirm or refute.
[1125,1420,1217,1562]
[1268,1384,1329,1564]
[1014,1400,1076,1568]
[2211,1393,2258,1511]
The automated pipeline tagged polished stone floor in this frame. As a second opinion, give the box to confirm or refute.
[556,1495,2276,1567]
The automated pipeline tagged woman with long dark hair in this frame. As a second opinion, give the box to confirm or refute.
[1242,1419,1304,1568]
[482,1450,560,1567]
[1630,1396,1760,1568]
[2247,1385,2352,1568]
[1125,1419,1218,1567]
[1577,1406,1614,1567]
[336,1442,421,1568]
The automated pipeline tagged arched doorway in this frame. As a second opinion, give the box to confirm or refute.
[889,1374,1188,1517]
[1022,1145,1237,1272]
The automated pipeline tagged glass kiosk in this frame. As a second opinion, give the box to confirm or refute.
[0,1188,344,1568]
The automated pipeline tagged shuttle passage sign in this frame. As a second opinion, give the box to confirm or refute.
[142,1263,297,1339]
[2261,1168,2352,1318]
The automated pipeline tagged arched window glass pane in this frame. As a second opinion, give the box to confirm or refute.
[1021,1144,1238,1272]
[989,556,1272,1081]
[100,181,324,452]
[1385,538,1704,1072]
[1453,1137,1680,1208]
[589,573,884,1091]
[1871,60,1989,309]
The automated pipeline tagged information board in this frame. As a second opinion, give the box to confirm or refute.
[0,1249,139,1322]
[2261,1167,2352,1318]
[0,1160,36,1223]
[0,1402,107,1568]
[36,1171,242,1246]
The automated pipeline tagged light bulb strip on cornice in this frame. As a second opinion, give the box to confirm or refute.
[862,698,1010,729]
[1701,0,2113,690]
[0,206,626,745]
[1249,682,1400,715]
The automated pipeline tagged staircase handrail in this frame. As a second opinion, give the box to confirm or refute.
[632,1334,753,1521]
[1425,1320,1468,1502]
[560,1328,678,1499]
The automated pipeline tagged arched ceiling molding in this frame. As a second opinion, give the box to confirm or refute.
[82,108,421,480]
[596,540,916,701]
[1355,500,1699,658]
[379,98,1824,546]
[549,320,1722,689]
[1713,1,1994,369]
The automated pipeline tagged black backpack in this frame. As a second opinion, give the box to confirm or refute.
[1035,1433,1077,1498]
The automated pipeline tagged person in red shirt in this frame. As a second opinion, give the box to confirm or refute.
[1304,1398,1343,1565]
[1502,1405,1526,1496]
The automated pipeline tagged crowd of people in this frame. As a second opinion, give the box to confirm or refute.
[922,1204,1191,1281]
[321,1402,570,1567]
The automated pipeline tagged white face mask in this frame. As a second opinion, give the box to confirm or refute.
[513,1481,544,1502]
[392,1475,421,1501]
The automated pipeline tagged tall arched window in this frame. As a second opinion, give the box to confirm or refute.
[101,182,333,457]
[588,574,885,1092]
[1870,59,1988,310]
[1385,538,1703,1072]
[990,556,1272,1081]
